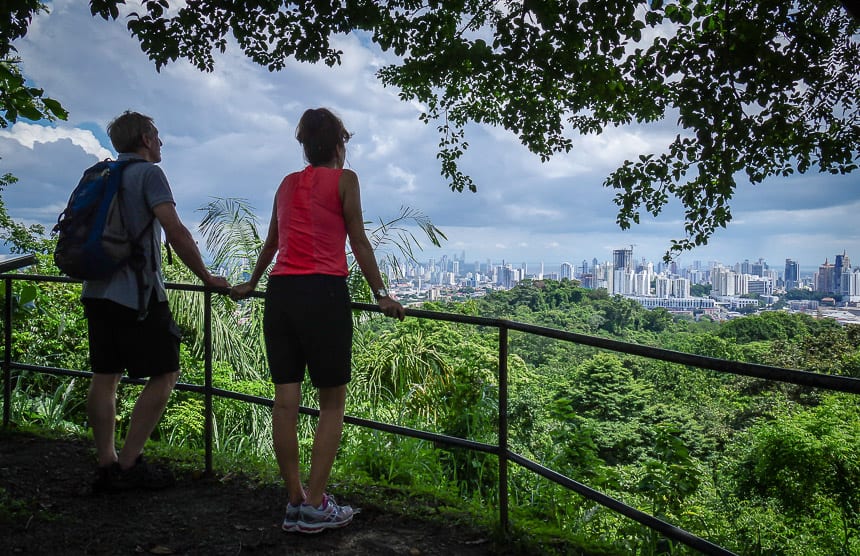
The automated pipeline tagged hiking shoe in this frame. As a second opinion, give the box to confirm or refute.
[114,455,176,491]
[297,494,355,534]
[92,462,121,494]
[282,502,302,532]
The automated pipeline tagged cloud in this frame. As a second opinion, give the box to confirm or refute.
[0,122,112,160]
[386,164,418,193]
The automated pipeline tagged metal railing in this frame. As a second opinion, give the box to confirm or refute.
[3,258,860,556]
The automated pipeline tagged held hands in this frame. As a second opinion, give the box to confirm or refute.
[229,281,256,301]
[379,296,405,321]
[205,275,231,290]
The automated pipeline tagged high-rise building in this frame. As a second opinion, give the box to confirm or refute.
[633,271,651,295]
[672,277,691,298]
[785,259,799,290]
[843,268,860,302]
[751,258,767,277]
[613,248,633,272]
[655,276,671,298]
[816,259,836,294]
[712,266,736,296]
[499,265,517,289]
[748,278,773,296]
[734,273,750,295]
[580,273,595,289]
[560,262,574,280]
[834,251,850,294]
[655,275,689,298]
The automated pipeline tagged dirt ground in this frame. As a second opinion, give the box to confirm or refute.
[0,430,528,556]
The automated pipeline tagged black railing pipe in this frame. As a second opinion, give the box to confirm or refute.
[360,304,860,395]
[0,255,37,274]
[506,451,736,556]
[204,290,214,475]
[1,255,38,426]
[498,324,509,532]
[9,361,502,458]
[3,277,11,427]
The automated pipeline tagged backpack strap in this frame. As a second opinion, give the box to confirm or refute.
[114,159,157,321]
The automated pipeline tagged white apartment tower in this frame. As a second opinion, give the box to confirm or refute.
[712,266,736,296]
[560,262,574,280]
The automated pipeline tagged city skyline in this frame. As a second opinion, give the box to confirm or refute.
[383,247,860,309]
[392,248,853,277]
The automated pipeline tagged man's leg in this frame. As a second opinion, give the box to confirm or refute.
[117,370,179,469]
[87,373,122,467]
[273,382,305,505]
[305,384,347,507]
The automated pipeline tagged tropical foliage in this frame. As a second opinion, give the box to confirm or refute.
[0,2,68,128]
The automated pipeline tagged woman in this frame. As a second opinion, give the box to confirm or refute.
[230,108,405,534]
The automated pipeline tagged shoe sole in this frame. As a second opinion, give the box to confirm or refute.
[296,515,354,534]
[282,521,299,533]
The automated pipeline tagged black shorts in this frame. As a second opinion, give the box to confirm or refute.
[263,274,352,388]
[83,298,181,379]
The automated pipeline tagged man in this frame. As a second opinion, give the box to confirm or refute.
[83,110,229,493]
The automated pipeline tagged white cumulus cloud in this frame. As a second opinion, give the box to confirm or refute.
[0,122,112,161]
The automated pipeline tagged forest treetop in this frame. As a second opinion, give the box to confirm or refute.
[5,1,860,260]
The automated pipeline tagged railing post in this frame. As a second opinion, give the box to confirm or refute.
[3,277,12,427]
[498,324,509,533]
[204,289,213,475]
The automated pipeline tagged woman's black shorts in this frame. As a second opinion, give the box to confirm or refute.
[263,274,352,388]
[83,297,181,379]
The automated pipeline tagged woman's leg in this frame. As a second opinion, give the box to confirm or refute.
[273,382,305,505]
[304,384,347,507]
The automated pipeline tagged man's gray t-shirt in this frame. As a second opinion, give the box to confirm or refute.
[80,153,174,310]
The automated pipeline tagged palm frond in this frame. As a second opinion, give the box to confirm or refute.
[198,197,263,280]
[165,258,266,380]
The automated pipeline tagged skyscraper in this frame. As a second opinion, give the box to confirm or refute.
[712,265,736,296]
[560,262,574,280]
[834,251,850,294]
[816,259,836,294]
[613,248,633,272]
[784,259,799,290]
[751,258,767,277]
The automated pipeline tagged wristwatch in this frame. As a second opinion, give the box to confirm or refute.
[374,287,389,300]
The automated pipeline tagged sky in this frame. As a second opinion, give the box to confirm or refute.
[1,1,858,275]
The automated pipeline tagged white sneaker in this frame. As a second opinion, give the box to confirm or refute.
[282,502,301,532]
[297,494,355,534]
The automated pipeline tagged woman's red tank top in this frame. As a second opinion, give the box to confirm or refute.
[270,165,348,277]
